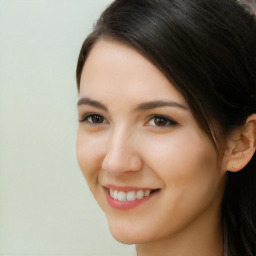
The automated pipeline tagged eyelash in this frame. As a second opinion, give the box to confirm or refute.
[79,113,177,127]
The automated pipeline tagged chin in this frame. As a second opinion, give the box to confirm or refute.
[111,232,137,245]
[106,217,154,245]
[107,220,136,244]
[110,229,146,245]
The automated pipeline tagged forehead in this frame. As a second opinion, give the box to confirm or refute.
[79,39,187,107]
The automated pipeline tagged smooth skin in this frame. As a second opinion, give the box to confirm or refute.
[76,39,256,256]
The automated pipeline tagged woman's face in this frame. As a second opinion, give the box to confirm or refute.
[76,40,226,244]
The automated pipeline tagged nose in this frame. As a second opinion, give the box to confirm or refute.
[102,128,143,176]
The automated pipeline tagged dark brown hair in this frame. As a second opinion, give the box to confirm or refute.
[76,0,256,255]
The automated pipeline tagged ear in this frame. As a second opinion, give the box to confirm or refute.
[223,114,256,172]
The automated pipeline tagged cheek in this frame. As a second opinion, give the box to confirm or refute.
[76,130,110,214]
[76,129,106,181]
[142,128,220,196]
[138,130,224,234]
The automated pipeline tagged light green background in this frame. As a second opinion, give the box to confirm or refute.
[0,0,135,255]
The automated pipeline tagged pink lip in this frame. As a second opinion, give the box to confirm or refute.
[104,186,159,210]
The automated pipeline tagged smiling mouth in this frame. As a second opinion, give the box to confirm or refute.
[109,188,159,202]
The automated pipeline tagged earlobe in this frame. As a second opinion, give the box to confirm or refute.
[224,114,256,172]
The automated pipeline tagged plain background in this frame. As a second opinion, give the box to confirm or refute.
[0,0,135,255]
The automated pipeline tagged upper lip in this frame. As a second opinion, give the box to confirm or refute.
[103,184,159,192]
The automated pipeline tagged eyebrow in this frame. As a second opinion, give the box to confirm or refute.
[135,100,187,111]
[77,97,108,111]
[77,97,187,112]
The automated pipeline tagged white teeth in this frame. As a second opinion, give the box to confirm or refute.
[109,189,153,202]
[117,191,127,202]
[136,190,144,199]
[144,190,150,197]
[113,190,118,200]
[127,191,136,201]
[110,189,114,197]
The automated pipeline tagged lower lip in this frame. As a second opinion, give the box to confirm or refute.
[105,189,158,210]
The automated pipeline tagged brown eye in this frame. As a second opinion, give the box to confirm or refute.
[87,114,106,124]
[148,116,177,127]
[154,117,168,126]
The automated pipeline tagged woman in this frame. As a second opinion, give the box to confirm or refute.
[76,0,256,255]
